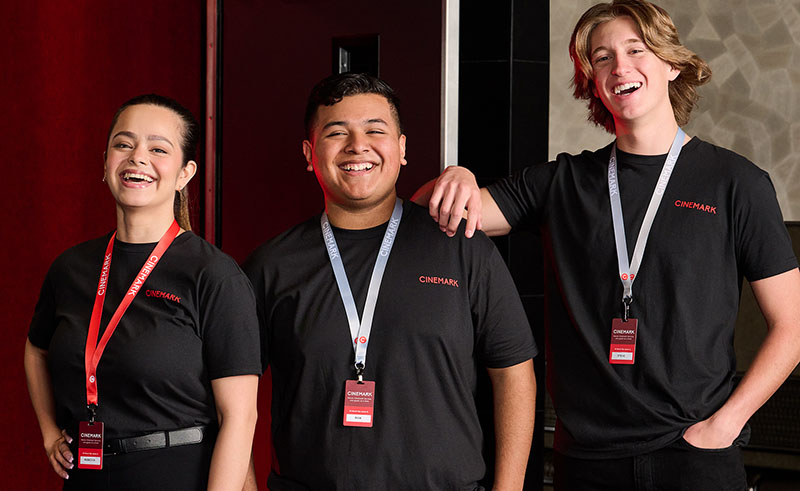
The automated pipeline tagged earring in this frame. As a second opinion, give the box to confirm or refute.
[102,175,106,182]
[306,164,313,172]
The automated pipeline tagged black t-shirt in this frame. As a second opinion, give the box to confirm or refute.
[488,137,798,458]
[243,201,537,490]
[29,231,262,441]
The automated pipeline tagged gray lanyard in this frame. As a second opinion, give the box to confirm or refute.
[608,128,685,320]
[320,198,403,380]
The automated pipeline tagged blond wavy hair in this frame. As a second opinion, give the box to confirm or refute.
[569,0,711,133]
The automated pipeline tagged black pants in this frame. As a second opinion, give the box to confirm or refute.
[63,439,214,491]
[553,438,747,491]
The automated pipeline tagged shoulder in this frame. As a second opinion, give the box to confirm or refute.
[47,234,112,275]
[399,201,499,256]
[242,215,322,273]
[685,137,767,179]
[170,232,248,279]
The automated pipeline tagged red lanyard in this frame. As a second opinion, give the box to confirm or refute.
[84,221,180,414]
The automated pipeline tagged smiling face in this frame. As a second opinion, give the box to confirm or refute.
[104,104,196,217]
[589,15,679,131]
[303,93,406,217]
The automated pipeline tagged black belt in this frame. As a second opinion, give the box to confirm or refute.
[103,425,208,456]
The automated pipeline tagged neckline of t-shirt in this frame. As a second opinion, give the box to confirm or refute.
[112,230,193,253]
[615,136,702,166]
[326,199,413,240]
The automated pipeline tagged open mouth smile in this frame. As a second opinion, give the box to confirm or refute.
[613,82,642,95]
[339,162,375,173]
[120,171,155,184]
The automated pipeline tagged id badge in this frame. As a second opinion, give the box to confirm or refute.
[77,421,104,469]
[609,318,638,365]
[343,380,375,427]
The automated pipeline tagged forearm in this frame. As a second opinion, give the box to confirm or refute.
[488,360,536,491]
[713,319,800,434]
[207,411,258,491]
[241,452,258,491]
[685,269,800,447]
[208,375,259,491]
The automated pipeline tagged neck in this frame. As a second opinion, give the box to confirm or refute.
[614,117,684,155]
[115,205,179,243]
[325,193,398,230]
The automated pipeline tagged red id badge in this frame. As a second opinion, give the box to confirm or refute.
[609,318,638,365]
[343,380,375,427]
[77,421,104,469]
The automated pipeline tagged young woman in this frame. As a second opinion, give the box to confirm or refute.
[24,94,261,490]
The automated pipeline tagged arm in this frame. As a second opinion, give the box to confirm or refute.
[207,374,259,491]
[683,268,800,448]
[487,359,536,491]
[241,452,258,491]
[410,166,511,238]
[23,339,74,479]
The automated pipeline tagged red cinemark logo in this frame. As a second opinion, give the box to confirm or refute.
[620,273,635,280]
[145,289,181,304]
[418,275,459,288]
[674,200,717,214]
[359,336,367,344]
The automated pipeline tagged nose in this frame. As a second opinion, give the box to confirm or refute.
[344,132,369,154]
[129,145,148,165]
[611,54,631,76]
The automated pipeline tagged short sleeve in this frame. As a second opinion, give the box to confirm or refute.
[487,161,558,230]
[199,271,263,379]
[468,234,538,368]
[241,250,272,373]
[734,172,798,281]
[28,266,57,350]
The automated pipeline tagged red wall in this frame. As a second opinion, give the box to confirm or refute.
[1,2,204,488]
[220,1,443,487]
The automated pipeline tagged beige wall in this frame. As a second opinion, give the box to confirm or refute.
[549,0,800,220]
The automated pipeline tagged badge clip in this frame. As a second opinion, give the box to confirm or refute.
[622,296,632,322]
[355,362,365,384]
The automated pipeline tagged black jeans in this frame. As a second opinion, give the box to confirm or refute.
[553,437,747,491]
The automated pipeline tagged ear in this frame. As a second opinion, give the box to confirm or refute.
[668,65,680,82]
[177,160,198,190]
[302,140,314,172]
[399,134,407,166]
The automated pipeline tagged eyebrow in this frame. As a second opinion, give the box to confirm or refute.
[111,131,174,147]
[591,38,644,57]
[321,118,389,130]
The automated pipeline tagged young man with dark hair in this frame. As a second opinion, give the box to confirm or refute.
[243,73,537,490]
[415,1,800,489]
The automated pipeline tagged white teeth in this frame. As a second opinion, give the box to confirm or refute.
[341,163,374,171]
[122,172,154,183]
[614,82,642,94]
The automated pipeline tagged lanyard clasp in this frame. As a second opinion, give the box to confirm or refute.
[623,296,632,322]
[355,362,365,384]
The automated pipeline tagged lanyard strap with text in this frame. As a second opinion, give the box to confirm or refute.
[320,198,403,381]
[608,128,685,320]
[84,220,180,419]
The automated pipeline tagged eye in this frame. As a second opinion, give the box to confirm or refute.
[592,54,611,65]
[113,142,132,149]
[151,147,168,154]
[367,129,385,134]
[325,130,346,138]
